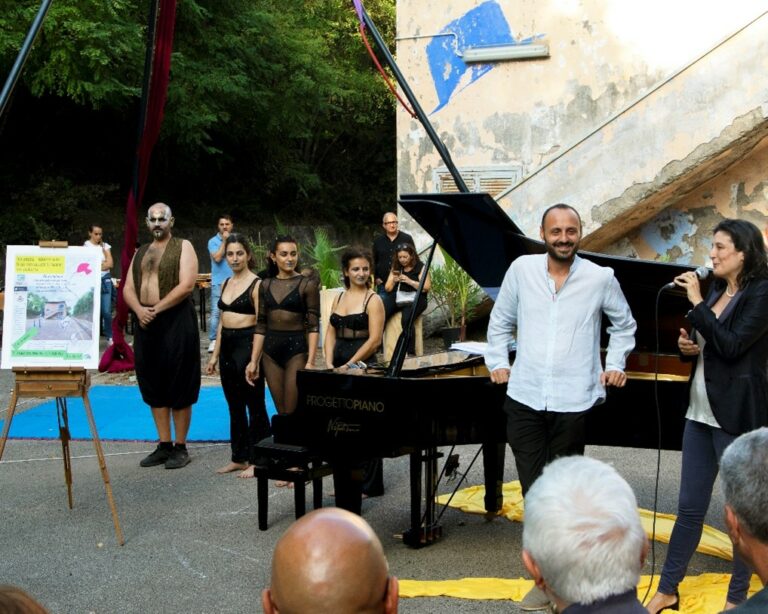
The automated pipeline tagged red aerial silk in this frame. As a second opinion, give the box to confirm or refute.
[99,0,177,372]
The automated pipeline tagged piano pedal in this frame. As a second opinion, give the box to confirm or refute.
[444,454,460,481]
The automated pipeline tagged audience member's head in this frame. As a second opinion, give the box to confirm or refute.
[720,427,768,582]
[0,585,48,613]
[522,456,647,610]
[262,508,398,614]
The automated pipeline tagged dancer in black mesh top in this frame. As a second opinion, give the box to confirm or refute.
[246,236,320,418]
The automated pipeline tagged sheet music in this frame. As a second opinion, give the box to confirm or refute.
[449,340,517,356]
[448,341,488,355]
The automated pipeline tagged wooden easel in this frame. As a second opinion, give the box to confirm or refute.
[0,367,124,545]
[0,241,124,545]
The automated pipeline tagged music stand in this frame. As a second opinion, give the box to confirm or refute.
[0,241,124,545]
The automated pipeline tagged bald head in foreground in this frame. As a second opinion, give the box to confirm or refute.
[262,508,398,614]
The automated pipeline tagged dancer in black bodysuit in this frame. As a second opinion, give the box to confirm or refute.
[325,247,385,371]
[246,236,320,415]
[325,247,386,511]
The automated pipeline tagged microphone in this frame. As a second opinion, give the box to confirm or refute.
[663,265,710,289]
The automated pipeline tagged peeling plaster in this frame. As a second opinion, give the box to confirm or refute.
[586,108,768,250]
[639,209,697,264]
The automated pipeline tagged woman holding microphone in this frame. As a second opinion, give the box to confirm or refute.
[646,219,768,613]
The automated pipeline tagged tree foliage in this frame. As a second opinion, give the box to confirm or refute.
[0,0,397,244]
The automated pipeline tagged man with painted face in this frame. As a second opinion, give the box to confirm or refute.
[123,203,201,469]
[485,203,636,611]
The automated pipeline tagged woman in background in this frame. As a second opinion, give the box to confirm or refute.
[384,242,430,354]
[206,234,269,478]
[84,224,114,344]
[646,219,768,613]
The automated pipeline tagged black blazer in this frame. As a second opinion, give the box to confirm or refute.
[686,277,768,435]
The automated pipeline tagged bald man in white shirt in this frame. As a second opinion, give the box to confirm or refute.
[485,204,636,611]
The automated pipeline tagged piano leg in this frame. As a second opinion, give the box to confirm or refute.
[331,461,364,516]
[403,447,443,548]
[404,451,422,547]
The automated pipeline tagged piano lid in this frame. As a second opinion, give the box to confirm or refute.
[398,191,700,295]
[398,192,703,353]
[398,192,539,293]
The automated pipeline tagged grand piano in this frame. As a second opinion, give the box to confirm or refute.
[271,190,700,547]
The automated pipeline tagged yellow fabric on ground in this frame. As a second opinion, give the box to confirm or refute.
[400,573,763,613]
[638,509,733,561]
[436,481,733,560]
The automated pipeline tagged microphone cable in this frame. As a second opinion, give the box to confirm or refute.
[641,284,668,605]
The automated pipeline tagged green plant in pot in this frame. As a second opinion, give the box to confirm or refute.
[430,247,485,345]
[304,227,347,288]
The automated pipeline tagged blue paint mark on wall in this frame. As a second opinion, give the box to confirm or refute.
[426,1,539,113]
[640,209,696,263]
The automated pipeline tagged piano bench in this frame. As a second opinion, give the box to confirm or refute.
[382,313,423,361]
[252,438,333,531]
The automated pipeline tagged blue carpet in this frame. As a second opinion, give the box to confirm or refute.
[1,385,277,442]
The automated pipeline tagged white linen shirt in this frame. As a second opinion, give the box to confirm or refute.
[485,254,636,413]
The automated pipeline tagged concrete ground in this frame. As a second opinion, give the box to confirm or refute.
[0,336,733,613]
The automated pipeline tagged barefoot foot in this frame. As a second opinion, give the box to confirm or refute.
[238,465,255,479]
[216,461,248,475]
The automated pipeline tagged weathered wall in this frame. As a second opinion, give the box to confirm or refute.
[607,134,768,264]
[395,0,768,261]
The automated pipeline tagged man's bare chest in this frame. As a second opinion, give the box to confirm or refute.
[141,244,167,276]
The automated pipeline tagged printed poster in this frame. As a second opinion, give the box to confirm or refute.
[1,246,102,369]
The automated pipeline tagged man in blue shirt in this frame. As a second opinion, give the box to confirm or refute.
[486,203,636,610]
[207,215,233,353]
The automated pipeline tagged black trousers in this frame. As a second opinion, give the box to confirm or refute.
[504,397,588,496]
[220,327,270,464]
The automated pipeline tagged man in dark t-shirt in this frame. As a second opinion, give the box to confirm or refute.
[372,211,414,319]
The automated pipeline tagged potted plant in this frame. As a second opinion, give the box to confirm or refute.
[430,247,485,348]
[304,227,347,289]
